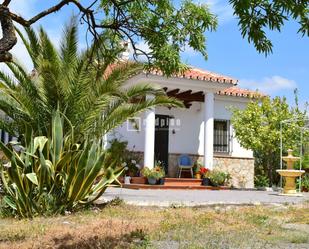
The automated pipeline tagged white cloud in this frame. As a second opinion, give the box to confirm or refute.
[8,0,38,19]
[135,41,151,54]
[196,0,235,24]
[130,40,152,61]
[0,1,38,73]
[238,76,297,94]
[182,45,199,57]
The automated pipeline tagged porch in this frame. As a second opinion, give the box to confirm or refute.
[117,68,255,188]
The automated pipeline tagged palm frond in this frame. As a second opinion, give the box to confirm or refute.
[15,26,40,67]
[0,20,184,143]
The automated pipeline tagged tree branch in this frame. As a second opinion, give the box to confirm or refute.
[9,0,79,26]
[2,0,11,6]
[0,5,17,62]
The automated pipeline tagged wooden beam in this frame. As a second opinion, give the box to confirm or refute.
[176,90,192,98]
[184,101,192,108]
[167,88,180,96]
[190,91,204,98]
[182,91,204,102]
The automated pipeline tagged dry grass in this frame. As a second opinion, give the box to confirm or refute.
[0,201,308,249]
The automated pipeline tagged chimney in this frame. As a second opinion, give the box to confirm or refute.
[119,40,130,61]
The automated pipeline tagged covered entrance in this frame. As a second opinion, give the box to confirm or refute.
[155,114,169,173]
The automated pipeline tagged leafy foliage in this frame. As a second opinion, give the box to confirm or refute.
[254,175,269,188]
[231,95,308,185]
[141,166,165,179]
[0,111,122,218]
[100,0,218,75]
[208,170,230,186]
[0,21,182,144]
[230,0,309,55]
[107,138,141,176]
[301,174,309,190]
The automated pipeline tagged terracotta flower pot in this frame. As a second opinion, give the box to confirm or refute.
[131,177,147,184]
[118,176,124,183]
[195,173,201,179]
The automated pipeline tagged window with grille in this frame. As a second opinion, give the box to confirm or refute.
[213,120,231,153]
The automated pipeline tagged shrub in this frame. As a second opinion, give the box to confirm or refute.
[301,174,309,191]
[208,170,230,186]
[254,175,269,188]
[294,154,309,170]
[107,138,142,176]
[0,111,123,218]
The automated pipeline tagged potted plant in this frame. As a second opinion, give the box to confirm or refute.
[155,161,166,185]
[200,167,211,186]
[194,162,202,179]
[141,166,165,185]
[208,170,230,187]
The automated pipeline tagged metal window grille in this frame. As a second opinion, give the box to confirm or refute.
[213,120,232,153]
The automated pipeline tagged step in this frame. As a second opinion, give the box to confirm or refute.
[122,184,229,190]
[164,178,202,186]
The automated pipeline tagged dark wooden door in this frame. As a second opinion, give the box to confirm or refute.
[155,115,169,173]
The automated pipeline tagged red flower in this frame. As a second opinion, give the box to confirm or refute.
[199,167,209,175]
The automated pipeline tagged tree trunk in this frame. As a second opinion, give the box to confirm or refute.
[0,5,17,62]
[267,158,273,187]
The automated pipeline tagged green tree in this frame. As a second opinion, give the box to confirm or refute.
[2,1,307,63]
[0,0,218,74]
[231,95,307,186]
[0,21,182,144]
[230,0,309,55]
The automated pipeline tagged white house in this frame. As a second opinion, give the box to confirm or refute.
[110,67,259,188]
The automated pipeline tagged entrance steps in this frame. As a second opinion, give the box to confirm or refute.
[164,178,202,186]
[122,177,230,190]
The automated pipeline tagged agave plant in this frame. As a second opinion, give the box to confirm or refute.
[0,111,122,218]
[0,20,182,143]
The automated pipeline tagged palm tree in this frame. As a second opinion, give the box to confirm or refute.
[0,20,182,143]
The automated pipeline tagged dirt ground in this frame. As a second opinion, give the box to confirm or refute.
[0,201,308,249]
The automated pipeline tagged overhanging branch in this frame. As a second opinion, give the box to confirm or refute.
[0,5,17,62]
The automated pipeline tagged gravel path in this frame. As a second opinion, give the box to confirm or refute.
[98,187,309,206]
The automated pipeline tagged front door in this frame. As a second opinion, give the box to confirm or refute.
[155,115,169,173]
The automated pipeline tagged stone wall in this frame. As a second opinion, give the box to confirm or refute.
[133,152,254,188]
[213,156,254,188]
[167,153,254,188]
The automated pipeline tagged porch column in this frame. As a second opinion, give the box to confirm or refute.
[204,92,214,170]
[103,133,108,150]
[4,131,9,144]
[144,95,155,168]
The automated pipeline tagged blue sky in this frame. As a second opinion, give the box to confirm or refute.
[3,0,309,107]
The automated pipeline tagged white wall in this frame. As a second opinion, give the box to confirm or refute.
[214,97,253,158]
[110,96,253,158]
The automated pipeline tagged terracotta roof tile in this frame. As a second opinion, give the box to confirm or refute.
[217,86,265,98]
[105,62,262,98]
[145,67,238,85]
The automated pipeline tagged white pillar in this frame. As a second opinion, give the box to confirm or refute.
[204,92,214,169]
[103,133,108,150]
[144,95,155,168]
[4,131,9,144]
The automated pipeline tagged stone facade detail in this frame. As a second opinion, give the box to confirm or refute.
[168,153,254,188]
[133,152,254,188]
[213,156,254,188]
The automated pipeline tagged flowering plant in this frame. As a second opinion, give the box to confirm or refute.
[199,167,210,178]
[141,166,165,179]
